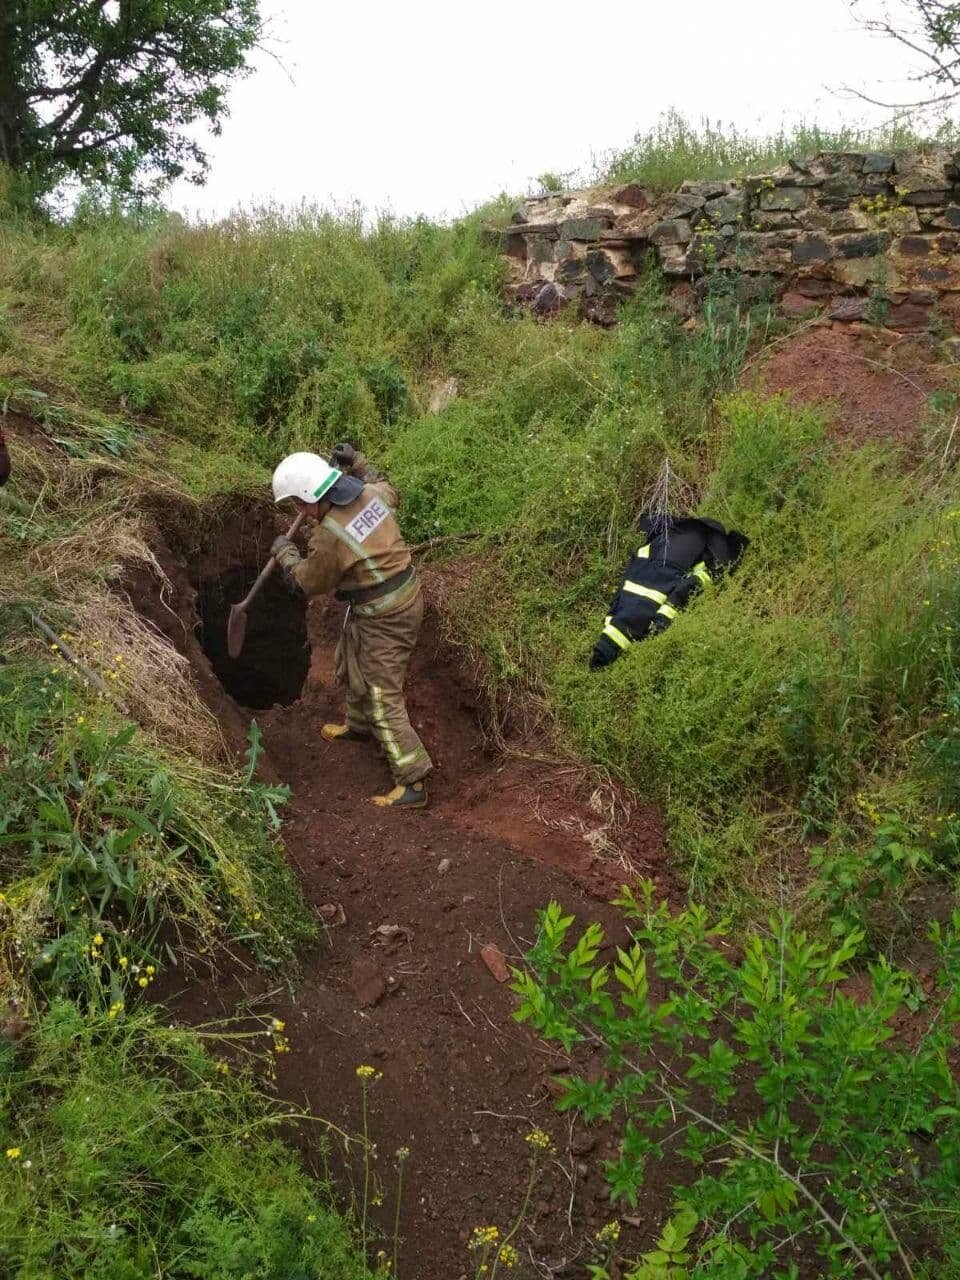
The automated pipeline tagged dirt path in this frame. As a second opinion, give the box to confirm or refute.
[253,599,671,1276]
[132,527,673,1277]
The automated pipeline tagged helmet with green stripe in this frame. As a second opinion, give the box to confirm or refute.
[272,452,342,505]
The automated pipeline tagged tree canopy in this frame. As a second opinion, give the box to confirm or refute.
[0,1,261,197]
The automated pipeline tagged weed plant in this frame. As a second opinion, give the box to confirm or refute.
[597,109,960,192]
[516,892,960,1277]
[0,1001,369,1280]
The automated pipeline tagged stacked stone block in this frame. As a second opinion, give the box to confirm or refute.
[498,151,960,333]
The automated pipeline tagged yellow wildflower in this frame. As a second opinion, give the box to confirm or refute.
[118,956,129,968]
[5,1148,21,1160]
[138,977,149,988]
[469,1226,500,1249]
[145,965,155,976]
[596,1221,621,1244]
[93,933,104,946]
[498,1243,519,1268]
[355,1064,380,1080]
[525,1127,553,1151]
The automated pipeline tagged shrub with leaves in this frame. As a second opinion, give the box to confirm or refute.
[514,887,960,1278]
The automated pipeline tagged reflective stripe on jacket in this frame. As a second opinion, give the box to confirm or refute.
[595,514,749,663]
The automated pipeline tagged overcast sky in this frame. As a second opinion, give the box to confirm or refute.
[169,0,929,222]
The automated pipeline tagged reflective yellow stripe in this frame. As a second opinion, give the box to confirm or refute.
[657,603,678,620]
[623,581,668,605]
[602,617,631,651]
[691,561,712,589]
[637,544,650,558]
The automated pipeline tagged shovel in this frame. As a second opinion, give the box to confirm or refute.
[227,511,306,659]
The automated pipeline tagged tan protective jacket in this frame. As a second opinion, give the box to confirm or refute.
[293,466,416,618]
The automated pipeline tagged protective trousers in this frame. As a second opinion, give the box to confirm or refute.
[334,588,433,785]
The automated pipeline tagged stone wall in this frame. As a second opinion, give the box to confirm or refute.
[496,150,960,333]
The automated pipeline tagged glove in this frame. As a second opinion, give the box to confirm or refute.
[270,535,301,570]
[330,442,357,471]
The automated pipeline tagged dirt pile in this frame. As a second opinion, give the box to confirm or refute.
[749,327,947,446]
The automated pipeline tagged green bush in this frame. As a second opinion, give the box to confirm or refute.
[515,891,960,1278]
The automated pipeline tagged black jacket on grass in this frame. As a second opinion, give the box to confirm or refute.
[590,513,749,669]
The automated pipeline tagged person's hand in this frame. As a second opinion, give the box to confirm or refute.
[330,442,357,470]
[270,535,301,570]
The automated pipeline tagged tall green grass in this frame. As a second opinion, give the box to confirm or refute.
[597,108,960,191]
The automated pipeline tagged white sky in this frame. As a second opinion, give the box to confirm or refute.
[169,0,932,222]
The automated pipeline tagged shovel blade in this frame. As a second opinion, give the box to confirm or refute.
[227,604,248,659]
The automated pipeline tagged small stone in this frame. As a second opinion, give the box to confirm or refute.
[822,173,863,201]
[792,235,832,265]
[862,152,895,174]
[661,191,705,218]
[611,182,648,209]
[830,296,869,322]
[650,218,693,245]
[680,178,732,198]
[480,943,510,983]
[318,902,347,926]
[759,186,807,212]
[437,857,452,875]
[531,282,561,315]
[570,1130,597,1155]
[704,193,743,225]
[350,956,386,1007]
[560,216,608,241]
[586,249,616,284]
[888,299,935,332]
[461,893,476,904]
[836,231,889,258]
[895,235,931,257]
[780,292,821,318]
[526,236,554,266]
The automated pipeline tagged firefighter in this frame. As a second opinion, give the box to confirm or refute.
[270,444,432,809]
[590,512,748,669]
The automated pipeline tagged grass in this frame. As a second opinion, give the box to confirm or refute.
[1,1001,368,1280]
[595,108,960,192]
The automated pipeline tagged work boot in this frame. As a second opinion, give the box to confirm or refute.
[370,781,428,810]
[321,722,370,743]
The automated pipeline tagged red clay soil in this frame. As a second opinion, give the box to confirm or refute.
[125,522,675,1278]
[749,326,947,447]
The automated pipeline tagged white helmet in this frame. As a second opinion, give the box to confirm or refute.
[272,452,342,504]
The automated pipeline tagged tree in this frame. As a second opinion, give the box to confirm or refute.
[851,1,960,109]
[0,1,262,198]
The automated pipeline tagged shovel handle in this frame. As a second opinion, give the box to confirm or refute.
[238,510,307,609]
